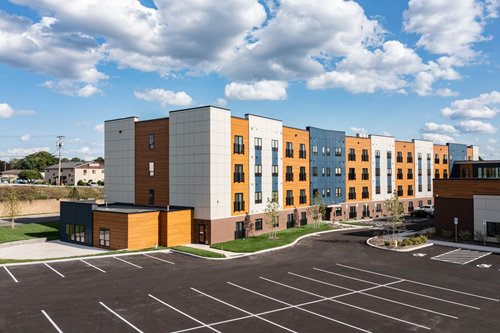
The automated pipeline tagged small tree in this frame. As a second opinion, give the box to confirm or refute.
[243,213,254,238]
[3,189,21,229]
[293,208,300,227]
[385,191,404,246]
[307,192,326,228]
[18,169,43,180]
[265,197,280,239]
[68,187,80,200]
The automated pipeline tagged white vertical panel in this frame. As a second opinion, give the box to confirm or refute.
[413,140,434,198]
[371,135,395,202]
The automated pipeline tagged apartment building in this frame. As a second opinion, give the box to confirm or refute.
[100,105,478,246]
[45,161,104,186]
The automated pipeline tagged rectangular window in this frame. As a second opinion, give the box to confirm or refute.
[362,187,369,199]
[335,187,342,197]
[286,142,293,158]
[418,153,422,160]
[376,204,382,212]
[299,166,306,181]
[272,139,279,151]
[407,152,413,163]
[443,154,448,164]
[361,149,369,162]
[397,168,403,180]
[286,166,293,181]
[255,218,263,231]
[397,151,403,163]
[255,191,262,204]
[299,144,306,158]
[255,164,262,176]
[312,145,318,155]
[427,153,431,160]
[234,164,244,183]
[99,228,110,247]
[435,169,440,179]
[321,167,325,177]
[407,169,413,179]
[287,214,294,229]
[435,154,440,164]
[348,148,356,161]
[348,168,356,180]
[272,165,279,176]
[149,162,155,177]
[321,146,325,155]
[348,187,356,200]
[376,186,381,194]
[335,147,342,156]
[408,185,414,196]
[300,189,307,204]
[286,190,293,206]
[375,150,380,158]
[83,170,87,175]
[418,184,422,192]
[486,222,500,238]
[234,193,244,212]
[149,133,155,150]
[312,167,318,177]
[397,185,403,197]
[408,201,414,212]
[148,189,155,205]
[443,170,448,178]
[254,137,262,150]
[335,167,342,176]
[322,188,326,197]
[300,212,307,225]
[326,188,331,197]
[326,167,331,177]
[387,168,392,176]
[375,168,380,177]
[272,191,279,201]
[335,207,342,217]
[234,135,244,154]
[92,170,96,174]
[326,147,331,156]
[362,168,369,180]
[387,185,392,194]
[387,151,392,159]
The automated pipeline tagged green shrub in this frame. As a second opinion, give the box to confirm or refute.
[77,180,85,186]
[441,229,453,239]
[458,230,471,241]
[398,235,427,247]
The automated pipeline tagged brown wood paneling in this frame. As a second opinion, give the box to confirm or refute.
[135,118,169,206]
[166,209,193,247]
[283,126,310,208]
[231,117,249,216]
[395,141,415,198]
[92,211,128,250]
[127,212,160,250]
[434,179,500,199]
[435,197,474,235]
[345,136,371,201]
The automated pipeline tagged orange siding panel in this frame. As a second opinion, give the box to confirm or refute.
[127,212,160,250]
[92,211,128,250]
[345,136,371,202]
[231,117,249,216]
[395,141,415,198]
[283,127,310,208]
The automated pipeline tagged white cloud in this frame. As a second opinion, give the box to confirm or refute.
[421,122,457,133]
[19,134,31,142]
[78,84,101,97]
[435,88,459,97]
[455,119,497,133]
[441,90,500,119]
[488,138,497,144]
[0,103,34,118]
[215,98,227,107]
[350,127,368,136]
[421,133,455,145]
[134,88,193,106]
[225,80,287,100]
[94,124,104,133]
[42,80,102,97]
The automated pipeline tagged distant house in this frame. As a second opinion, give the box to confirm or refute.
[45,162,104,186]
[0,169,22,182]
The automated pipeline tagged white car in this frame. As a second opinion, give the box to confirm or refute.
[410,205,434,217]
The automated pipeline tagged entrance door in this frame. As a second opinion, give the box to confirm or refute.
[198,224,206,244]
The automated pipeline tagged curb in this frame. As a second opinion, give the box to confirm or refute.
[0,249,171,267]
[0,237,48,248]
[169,249,231,261]
[366,236,434,252]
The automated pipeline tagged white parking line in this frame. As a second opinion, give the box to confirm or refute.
[148,294,222,333]
[260,277,431,330]
[336,263,499,302]
[114,257,142,269]
[315,267,480,310]
[192,287,299,333]
[4,266,19,283]
[228,282,372,333]
[462,252,492,265]
[99,302,144,333]
[431,248,462,259]
[81,260,106,273]
[289,272,458,319]
[41,310,63,333]
[44,263,65,278]
[143,254,175,265]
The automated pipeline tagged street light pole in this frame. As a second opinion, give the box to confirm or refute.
[483,220,487,246]
[56,136,64,186]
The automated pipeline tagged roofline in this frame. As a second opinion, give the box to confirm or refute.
[136,117,169,124]
[306,126,346,135]
[169,105,231,113]
[283,125,308,133]
[245,113,283,123]
[104,116,139,123]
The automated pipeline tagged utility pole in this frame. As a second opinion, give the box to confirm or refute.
[56,136,64,186]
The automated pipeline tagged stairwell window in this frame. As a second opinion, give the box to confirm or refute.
[149,162,155,177]
[149,133,155,150]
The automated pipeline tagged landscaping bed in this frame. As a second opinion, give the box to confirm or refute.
[210,223,337,253]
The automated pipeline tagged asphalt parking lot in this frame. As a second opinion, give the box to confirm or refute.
[1,229,499,333]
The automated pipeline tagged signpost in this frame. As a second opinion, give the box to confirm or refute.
[454,218,458,243]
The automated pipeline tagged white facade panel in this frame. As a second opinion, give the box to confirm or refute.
[169,106,231,220]
[472,145,479,161]
[370,135,396,202]
[474,195,500,243]
[104,117,137,204]
[248,115,283,214]
[413,140,434,198]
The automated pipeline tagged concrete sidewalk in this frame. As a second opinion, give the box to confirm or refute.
[0,240,108,260]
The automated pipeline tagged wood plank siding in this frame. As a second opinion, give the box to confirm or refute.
[161,209,193,247]
[135,118,169,206]
[282,126,310,208]
[93,211,128,250]
[434,179,500,199]
[127,212,160,250]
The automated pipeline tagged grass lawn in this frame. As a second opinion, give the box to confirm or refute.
[210,223,335,253]
[0,221,60,244]
[171,246,226,258]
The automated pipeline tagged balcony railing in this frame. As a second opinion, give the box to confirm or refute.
[233,143,244,154]
[408,190,414,196]
[299,195,307,204]
[397,190,404,197]
[233,201,245,212]
[361,154,369,162]
[299,150,306,159]
[233,172,245,183]
[443,159,448,164]
[348,173,356,180]
[435,159,440,164]
[348,193,356,200]
[407,157,413,163]
[397,173,403,180]
[286,149,294,158]
[361,173,369,180]
[299,173,307,181]
[407,173,413,179]
[397,157,403,163]
[362,192,369,199]
[286,173,294,182]
[348,154,356,161]
[286,197,294,206]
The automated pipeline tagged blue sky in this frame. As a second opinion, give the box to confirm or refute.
[0,0,499,162]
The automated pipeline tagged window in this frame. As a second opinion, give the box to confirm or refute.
[335,187,342,197]
[335,167,342,176]
[326,147,331,156]
[322,146,325,155]
[397,168,403,180]
[387,151,392,159]
[255,191,262,204]
[326,167,331,177]
[255,164,262,176]
[272,139,279,151]
[376,204,382,212]
[435,154,440,164]
[407,152,413,163]
[418,184,422,192]
[362,168,369,180]
[286,166,294,182]
[300,189,307,204]
[427,153,431,160]
[83,170,87,175]
[287,213,294,229]
[234,193,244,212]
[299,166,306,181]
[443,154,448,164]
[348,187,356,200]
[255,137,262,150]
[234,164,244,183]
[375,168,380,177]
[149,162,155,177]
[66,224,85,243]
[376,186,381,194]
[362,187,369,199]
[387,168,392,176]
[408,185,414,196]
[234,135,244,154]
[435,169,440,179]
[486,222,500,238]
[335,208,342,217]
[349,206,357,219]
[312,145,318,155]
[397,185,403,197]
[418,153,422,160]
[286,190,293,206]
[321,167,325,177]
[387,185,392,194]
[286,142,293,158]
[326,188,331,197]
[427,183,431,192]
[397,152,403,163]
[375,150,380,158]
[272,165,279,176]
[299,144,307,158]
[348,168,356,180]
[361,149,369,162]
[300,212,308,225]
[312,167,318,177]
[418,200,423,207]
[272,191,279,201]
[255,218,263,231]
[348,148,356,161]
[149,133,155,150]
[335,147,342,156]
[407,169,413,179]
[92,170,96,174]
[408,201,414,212]
[99,228,110,247]
[443,170,448,178]
[148,189,155,205]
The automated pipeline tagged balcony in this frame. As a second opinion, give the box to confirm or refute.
[299,173,307,181]
[361,173,369,180]
[286,173,294,182]
[233,201,245,212]
[408,190,414,196]
[397,157,403,163]
[233,143,244,154]
[299,150,306,159]
[348,154,356,161]
[348,173,356,181]
[362,192,369,199]
[407,157,413,163]
[286,197,294,206]
[286,149,294,158]
[299,195,307,204]
[348,192,356,200]
[233,172,245,183]
[361,154,369,162]
[407,173,413,180]
[397,190,404,197]
[435,159,440,164]
[397,173,403,180]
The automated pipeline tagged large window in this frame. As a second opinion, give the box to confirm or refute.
[286,190,294,206]
[486,222,500,238]
[149,133,155,150]
[254,137,262,150]
[66,224,85,243]
[271,139,279,151]
[286,142,293,158]
[234,193,244,212]
[272,165,279,176]
[255,164,262,176]
[255,191,262,204]
[234,135,244,154]
[234,164,244,183]
[361,149,369,162]
[286,166,293,181]
[255,218,263,231]
[299,144,307,159]
[149,161,155,177]
[299,189,307,204]
[299,166,307,181]
[99,228,110,247]
[287,214,294,229]
[348,148,356,161]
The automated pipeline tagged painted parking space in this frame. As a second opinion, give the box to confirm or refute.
[431,249,492,265]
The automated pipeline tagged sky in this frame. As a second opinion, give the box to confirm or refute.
[0,0,499,162]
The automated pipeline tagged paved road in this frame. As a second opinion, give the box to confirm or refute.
[1,229,499,332]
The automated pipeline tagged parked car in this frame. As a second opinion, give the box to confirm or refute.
[410,205,434,217]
